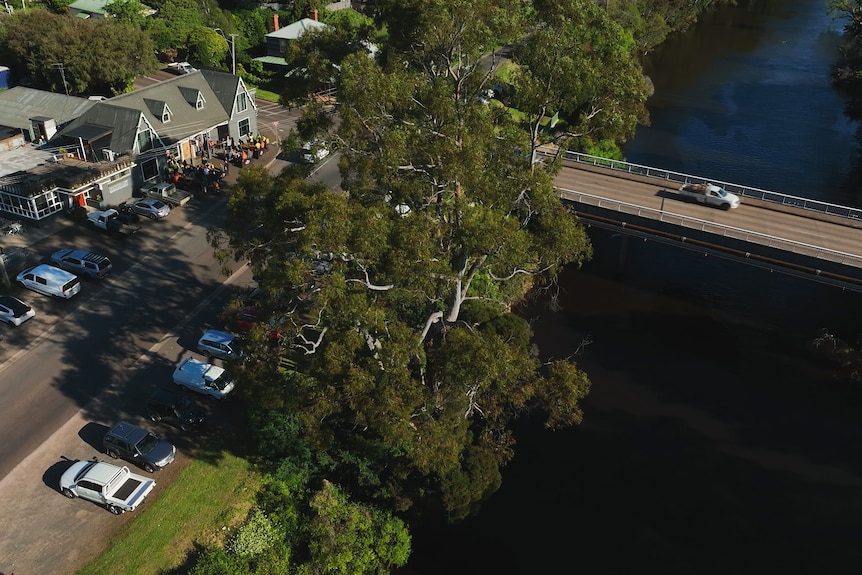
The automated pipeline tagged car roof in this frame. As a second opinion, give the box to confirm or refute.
[107,421,149,444]
[199,329,237,344]
[18,263,78,281]
[137,198,166,206]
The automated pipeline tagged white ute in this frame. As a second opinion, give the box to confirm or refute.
[172,357,236,399]
[678,183,741,210]
[60,459,156,515]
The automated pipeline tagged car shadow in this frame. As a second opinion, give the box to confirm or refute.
[43,457,81,492]
[78,421,110,452]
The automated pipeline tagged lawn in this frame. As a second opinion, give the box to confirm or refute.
[252,87,280,103]
[76,450,261,575]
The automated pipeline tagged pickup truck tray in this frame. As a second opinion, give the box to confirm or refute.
[113,477,143,500]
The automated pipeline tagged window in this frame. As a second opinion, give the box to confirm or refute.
[162,111,171,123]
[236,92,247,113]
[239,118,250,137]
[141,158,158,181]
[136,129,153,153]
[196,95,205,110]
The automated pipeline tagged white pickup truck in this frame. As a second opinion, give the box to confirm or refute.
[60,459,156,515]
[678,183,741,210]
[173,357,236,399]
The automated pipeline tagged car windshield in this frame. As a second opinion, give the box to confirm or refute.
[137,433,161,454]
[715,188,728,197]
[214,372,234,391]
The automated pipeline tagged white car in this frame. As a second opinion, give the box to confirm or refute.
[0,295,35,326]
[16,264,81,299]
[300,141,330,163]
[130,198,171,219]
[172,357,236,399]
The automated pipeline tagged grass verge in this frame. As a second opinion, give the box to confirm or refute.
[76,450,261,575]
[252,88,281,103]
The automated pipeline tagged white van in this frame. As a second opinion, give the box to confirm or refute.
[16,264,82,299]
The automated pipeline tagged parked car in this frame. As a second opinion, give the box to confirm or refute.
[197,329,244,361]
[50,248,112,279]
[129,198,171,219]
[103,421,176,473]
[299,140,330,163]
[0,295,35,326]
[60,459,155,514]
[16,264,81,299]
[173,357,236,399]
[147,388,206,431]
[168,61,197,75]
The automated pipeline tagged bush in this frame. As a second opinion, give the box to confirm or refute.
[227,507,279,557]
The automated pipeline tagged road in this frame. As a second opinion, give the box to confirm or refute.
[0,87,330,572]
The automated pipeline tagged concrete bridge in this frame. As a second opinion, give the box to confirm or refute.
[546,148,862,292]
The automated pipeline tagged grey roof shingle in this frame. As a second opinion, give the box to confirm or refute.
[0,88,97,133]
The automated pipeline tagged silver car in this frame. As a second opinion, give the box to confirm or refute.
[130,198,171,219]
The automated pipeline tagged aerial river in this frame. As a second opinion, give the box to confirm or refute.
[403,0,862,573]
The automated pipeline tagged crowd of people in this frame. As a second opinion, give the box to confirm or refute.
[160,133,272,194]
[223,134,270,167]
[165,153,224,195]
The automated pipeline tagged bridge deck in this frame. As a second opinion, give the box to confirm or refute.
[553,161,862,273]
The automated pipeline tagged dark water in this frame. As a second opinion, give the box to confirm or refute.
[626,0,861,205]
[403,1,862,573]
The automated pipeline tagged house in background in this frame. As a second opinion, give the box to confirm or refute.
[67,0,113,19]
[0,70,257,221]
[68,0,156,19]
[254,14,330,71]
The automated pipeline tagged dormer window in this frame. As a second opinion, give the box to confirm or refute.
[196,94,205,110]
[162,109,171,123]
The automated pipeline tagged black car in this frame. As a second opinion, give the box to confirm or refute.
[103,421,176,473]
[147,388,207,431]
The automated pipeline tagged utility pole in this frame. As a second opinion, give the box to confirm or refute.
[229,33,237,76]
[52,62,69,96]
[213,28,237,75]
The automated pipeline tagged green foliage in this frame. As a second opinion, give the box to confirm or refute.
[105,0,148,27]
[189,546,253,575]
[188,25,230,68]
[299,481,411,575]
[0,8,159,96]
[439,445,503,521]
[513,0,650,151]
[226,507,279,557]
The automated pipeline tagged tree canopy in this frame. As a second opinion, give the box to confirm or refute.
[212,0,611,522]
[0,8,159,96]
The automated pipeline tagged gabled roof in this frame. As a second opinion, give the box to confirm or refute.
[266,18,329,40]
[0,88,96,133]
[60,70,244,152]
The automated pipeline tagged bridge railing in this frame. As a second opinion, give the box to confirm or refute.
[540,147,862,221]
[556,186,862,268]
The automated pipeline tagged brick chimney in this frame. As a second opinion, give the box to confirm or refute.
[311,8,318,21]
[272,13,279,31]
